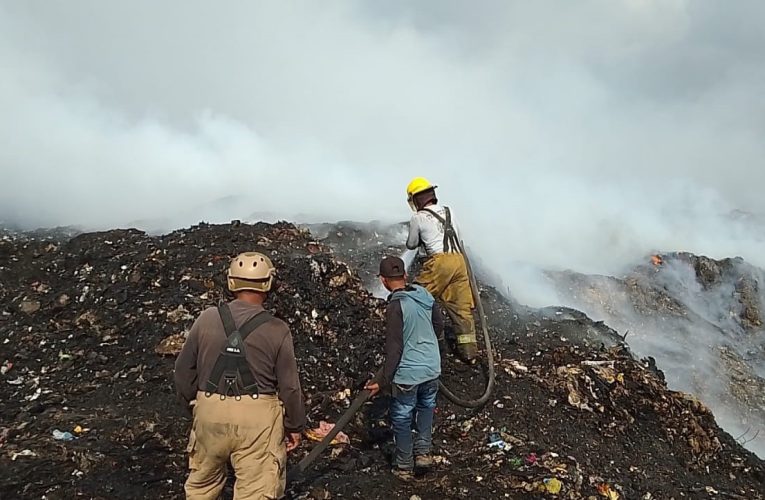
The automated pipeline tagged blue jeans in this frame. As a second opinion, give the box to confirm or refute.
[390,378,439,470]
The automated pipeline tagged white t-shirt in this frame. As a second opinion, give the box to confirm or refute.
[406,204,462,256]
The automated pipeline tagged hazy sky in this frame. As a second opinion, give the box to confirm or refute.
[1,0,764,291]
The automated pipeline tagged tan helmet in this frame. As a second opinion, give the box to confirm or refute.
[227,252,276,293]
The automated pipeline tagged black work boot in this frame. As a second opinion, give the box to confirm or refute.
[456,342,479,364]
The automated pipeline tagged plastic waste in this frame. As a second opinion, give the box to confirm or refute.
[487,431,512,451]
[525,452,538,466]
[543,477,562,494]
[598,483,619,499]
[27,388,42,401]
[52,429,75,441]
[11,449,37,461]
[305,421,349,445]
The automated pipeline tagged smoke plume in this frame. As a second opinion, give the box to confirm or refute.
[2,0,765,453]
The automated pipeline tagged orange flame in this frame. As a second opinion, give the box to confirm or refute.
[651,255,663,266]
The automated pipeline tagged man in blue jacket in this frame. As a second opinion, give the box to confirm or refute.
[365,256,444,481]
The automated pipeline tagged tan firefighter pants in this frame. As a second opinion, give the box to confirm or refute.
[416,252,477,345]
[185,392,286,500]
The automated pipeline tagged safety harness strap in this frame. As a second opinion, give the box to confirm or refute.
[204,304,273,398]
[421,207,461,254]
[217,302,238,340]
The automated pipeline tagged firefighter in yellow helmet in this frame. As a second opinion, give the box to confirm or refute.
[174,252,305,499]
[405,178,478,363]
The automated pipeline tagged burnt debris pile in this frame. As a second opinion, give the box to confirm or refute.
[1,222,763,499]
[546,251,765,459]
[0,222,383,499]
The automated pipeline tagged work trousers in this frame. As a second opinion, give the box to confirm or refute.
[185,392,286,500]
[390,378,439,470]
[416,253,477,345]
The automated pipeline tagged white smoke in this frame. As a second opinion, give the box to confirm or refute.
[2,2,764,252]
[2,0,765,453]
[541,256,765,457]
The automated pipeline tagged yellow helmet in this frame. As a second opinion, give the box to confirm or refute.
[406,177,438,211]
[227,252,275,293]
[406,177,436,198]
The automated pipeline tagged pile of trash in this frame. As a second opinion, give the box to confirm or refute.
[1,222,764,499]
[307,221,409,293]
[545,251,765,458]
[0,222,385,499]
[312,222,765,498]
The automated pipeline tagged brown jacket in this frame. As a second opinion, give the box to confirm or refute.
[174,299,306,432]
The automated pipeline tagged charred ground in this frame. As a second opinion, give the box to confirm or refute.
[0,222,763,499]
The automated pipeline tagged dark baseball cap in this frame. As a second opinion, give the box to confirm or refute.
[378,256,406,278]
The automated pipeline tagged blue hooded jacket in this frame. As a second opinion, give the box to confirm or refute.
[390,285,442,385]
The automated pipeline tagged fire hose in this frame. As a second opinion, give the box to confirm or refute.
[436,238,496,408]
[288,382,376,483]
[289,241,495,482]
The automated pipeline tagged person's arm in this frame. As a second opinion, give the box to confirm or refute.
[381,300,404,388]
[431,303,444,341]
[406,214,421,250]
[366,300,404,397]
[275,330,306,436]
[174,317,201,406]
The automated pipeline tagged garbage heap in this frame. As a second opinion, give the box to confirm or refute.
[0,222,763,500]
[545,251,765,458]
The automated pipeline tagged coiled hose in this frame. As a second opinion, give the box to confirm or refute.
[436,239,495,408]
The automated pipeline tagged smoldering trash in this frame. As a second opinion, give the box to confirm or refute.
[0,222,764,499]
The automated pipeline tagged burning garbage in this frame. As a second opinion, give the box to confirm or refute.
[0,221,763,499]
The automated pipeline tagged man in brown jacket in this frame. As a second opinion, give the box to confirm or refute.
[174,252,305,499]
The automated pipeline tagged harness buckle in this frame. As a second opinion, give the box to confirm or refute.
[223,374,241,398]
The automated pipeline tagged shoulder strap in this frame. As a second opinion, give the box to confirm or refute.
[237,309,274,341]
[217,304,273,341]
[420,207,460,253]
[444,206,452,224]
[420,207,446,224]
[204,306,274,397]
[218,303,238,337]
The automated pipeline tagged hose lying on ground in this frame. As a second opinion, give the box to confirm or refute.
[436,239,495,408]
[289,243,495,481]
[287,385,375,483]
